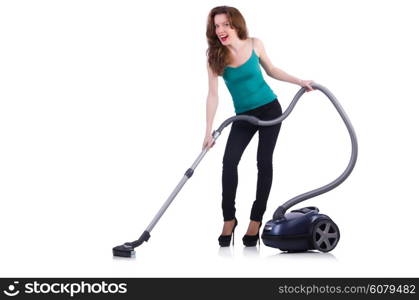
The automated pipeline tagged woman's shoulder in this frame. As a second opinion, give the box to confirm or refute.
[250,37,264,56]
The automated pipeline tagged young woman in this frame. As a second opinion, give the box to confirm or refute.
[203,6,313,247]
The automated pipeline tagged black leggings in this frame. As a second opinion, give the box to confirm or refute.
[222,99,282,222]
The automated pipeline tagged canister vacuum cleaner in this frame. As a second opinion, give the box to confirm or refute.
[113,83,358,257]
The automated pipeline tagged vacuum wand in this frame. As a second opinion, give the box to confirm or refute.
[113,142,215,257]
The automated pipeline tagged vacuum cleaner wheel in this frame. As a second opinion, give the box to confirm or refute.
[311,218,340,252]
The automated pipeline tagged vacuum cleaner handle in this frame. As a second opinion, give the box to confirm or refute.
[213,83,358,220]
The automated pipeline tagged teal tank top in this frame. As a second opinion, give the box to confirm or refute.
[222,49,277,114]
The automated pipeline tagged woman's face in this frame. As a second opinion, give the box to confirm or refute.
[214,13,237,45]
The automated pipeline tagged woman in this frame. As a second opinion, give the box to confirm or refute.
[203,6,313,247]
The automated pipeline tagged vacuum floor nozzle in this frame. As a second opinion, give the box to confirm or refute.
[113,231,150,257]
[113,244,135,258]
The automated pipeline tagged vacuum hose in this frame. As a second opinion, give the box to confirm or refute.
[213,83,358,220]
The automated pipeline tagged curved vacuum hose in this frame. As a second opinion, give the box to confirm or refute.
[214,83,358,220]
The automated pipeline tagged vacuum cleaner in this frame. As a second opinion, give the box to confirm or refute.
[113,83,358,257]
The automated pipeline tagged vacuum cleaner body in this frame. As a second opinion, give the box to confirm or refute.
[262,206,340,252]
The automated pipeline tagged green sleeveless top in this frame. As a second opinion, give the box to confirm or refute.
[222,48,277,114]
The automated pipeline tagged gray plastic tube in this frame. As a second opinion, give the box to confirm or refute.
[214,83,358,220]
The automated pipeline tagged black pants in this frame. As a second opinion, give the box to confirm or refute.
[222,99,282,222]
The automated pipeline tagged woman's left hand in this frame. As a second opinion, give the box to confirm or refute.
[299,80,314,92]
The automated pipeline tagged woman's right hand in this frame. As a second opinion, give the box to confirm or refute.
[202,132,215,150]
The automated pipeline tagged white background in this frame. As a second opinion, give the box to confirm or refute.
[1,0,418,277]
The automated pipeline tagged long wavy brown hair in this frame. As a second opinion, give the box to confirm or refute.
[206,6,248,76]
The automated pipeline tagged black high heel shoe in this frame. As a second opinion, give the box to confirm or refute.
[242,222,262,247]
[218,218,238,247]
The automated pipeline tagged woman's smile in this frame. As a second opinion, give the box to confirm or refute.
[219,34,229,42]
